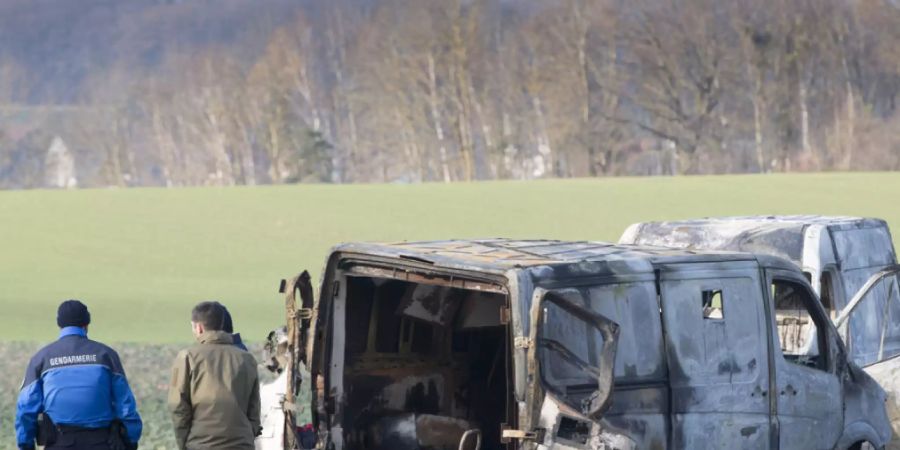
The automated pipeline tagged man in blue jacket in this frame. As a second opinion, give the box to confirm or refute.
[15,300,142,450]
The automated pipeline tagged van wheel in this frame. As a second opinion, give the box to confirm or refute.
[850,442,880,450]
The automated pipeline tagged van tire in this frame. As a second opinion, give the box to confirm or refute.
[849,442,881,450]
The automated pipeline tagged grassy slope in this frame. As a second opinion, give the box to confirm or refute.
[0,172,898,344]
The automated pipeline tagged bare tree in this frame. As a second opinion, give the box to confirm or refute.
[3,0,900,188]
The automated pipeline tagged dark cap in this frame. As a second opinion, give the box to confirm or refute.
[57,299,91,328]
[222,307,234,333]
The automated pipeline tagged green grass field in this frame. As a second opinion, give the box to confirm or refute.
[1,172,899,448]
[1,172,899,344]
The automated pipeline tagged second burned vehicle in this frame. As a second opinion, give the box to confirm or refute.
[273,239,890,450]
[621,215,900,448]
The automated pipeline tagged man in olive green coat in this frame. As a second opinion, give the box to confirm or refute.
[168,301,261,450]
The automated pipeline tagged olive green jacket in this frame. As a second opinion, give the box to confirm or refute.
[168,331,261,450]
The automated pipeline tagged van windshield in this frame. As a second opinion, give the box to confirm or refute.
[846,272,900,366]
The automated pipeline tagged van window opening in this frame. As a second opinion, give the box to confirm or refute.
[820,272,834,313]
[702,290,724,320]
[538,282,665,409]
[540,299,604,389]
[772,279,828,371]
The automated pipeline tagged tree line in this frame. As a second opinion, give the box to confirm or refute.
[0,0,899,188]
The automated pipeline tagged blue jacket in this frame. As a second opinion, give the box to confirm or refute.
[15,327,142,447]
[232,332,248,351]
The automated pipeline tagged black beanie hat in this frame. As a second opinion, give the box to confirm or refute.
[57,300,91,328]
[222,307,234,334]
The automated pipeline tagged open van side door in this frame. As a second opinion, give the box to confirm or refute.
[280,270,317,450]
[834,265,900,367]
[519,288,619,448]
[833,265,900,448]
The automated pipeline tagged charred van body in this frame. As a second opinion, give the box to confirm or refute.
[276,239,891,450]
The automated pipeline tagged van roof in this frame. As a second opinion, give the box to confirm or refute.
[629,215,883,228]
[332,239,771,274]
[620,215,888,264]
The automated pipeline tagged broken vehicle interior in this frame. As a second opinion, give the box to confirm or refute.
[772,279,825,368]
[320,265,514,450]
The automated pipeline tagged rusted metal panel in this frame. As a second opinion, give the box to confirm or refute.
[279,269,319,450]
[364,413,480,450]
[280,272,301,450]
[334,240,751,276]
[343,264,508,294]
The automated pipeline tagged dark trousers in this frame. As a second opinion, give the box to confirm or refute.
[45,427,112,450]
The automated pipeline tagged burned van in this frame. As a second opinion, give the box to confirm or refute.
[620,215,900,448]
[276,239,890,449]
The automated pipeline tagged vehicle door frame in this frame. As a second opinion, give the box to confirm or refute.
[819,264,844,319]
[833,264,900,367]
[763,267,845,449]
[290,253,517,450]
[520,285,621,449]
[280,269,318,450]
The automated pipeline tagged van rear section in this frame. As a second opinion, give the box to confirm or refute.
[286,252,517,450]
